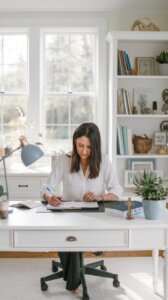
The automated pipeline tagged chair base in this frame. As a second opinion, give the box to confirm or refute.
[40,258,120,300]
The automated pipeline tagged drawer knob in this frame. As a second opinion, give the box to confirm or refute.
[65,236,77,242]
[18,185,28,188]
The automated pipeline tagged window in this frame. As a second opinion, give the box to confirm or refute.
[0,22,106,155]
[43,30,97,151]
[0,33,28,148]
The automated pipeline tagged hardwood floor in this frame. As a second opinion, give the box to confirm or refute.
[0,250,164,258]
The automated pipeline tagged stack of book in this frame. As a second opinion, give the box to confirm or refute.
[117,88,132,114]
[117,124,133,155]
[118,50,132,75]
[105,200,143,218]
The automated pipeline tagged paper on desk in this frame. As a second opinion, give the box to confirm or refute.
[47,201,99,210]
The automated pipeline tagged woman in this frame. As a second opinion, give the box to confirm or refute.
[41,122,122,293]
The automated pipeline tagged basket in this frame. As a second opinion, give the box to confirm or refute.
[133,135,152,154]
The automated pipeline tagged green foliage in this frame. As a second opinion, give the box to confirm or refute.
[156,51,168,64]
[133,171,168,200]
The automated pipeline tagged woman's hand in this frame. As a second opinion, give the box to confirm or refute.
[47,195,62,206]
[83,192,103,202]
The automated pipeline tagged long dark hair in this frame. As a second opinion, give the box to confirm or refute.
[70,122,102,178]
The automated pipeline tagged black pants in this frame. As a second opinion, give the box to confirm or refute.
[58,252,83,290]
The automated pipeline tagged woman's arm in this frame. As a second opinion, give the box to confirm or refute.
[83,191,118,202]
[41,154,64,206]
[83,155,122,202]
[103,155,123,198]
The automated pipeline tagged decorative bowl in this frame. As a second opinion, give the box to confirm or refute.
[133,135,152,154]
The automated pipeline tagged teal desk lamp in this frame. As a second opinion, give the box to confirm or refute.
[0,136,44,201]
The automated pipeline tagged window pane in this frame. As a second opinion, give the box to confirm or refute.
[44,31,97,150]
[46,125,68,139]
[0,36,2,64]
[45,35,70,92]
[0,33,28,145]
[1,95,26,144]
[4,35,27,64]
[3,64,27,92]
[46,96,68,124]
[71,64,93,92]
[46,63,69,92]
[71,96,94,124]
[71,34,95,64]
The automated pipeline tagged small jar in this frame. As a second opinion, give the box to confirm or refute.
[0,199,8,219]
[132,106,138,114]
[152,101,158,115]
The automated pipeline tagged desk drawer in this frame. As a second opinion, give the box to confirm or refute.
[9,178,41,197]
[14,230,128,249]
[131,229,166,248]
[0,231,11,248]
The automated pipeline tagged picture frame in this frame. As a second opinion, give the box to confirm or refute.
[136,57,154,76]
[125,170,163,188]
[127,158,156,171]
[133,87,153,114]
[154,131,167,146]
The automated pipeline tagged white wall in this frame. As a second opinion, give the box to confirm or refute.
[107,11,168,31]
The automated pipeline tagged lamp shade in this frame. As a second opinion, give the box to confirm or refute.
[21,144,44,166]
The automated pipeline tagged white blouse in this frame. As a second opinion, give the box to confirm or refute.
[41,154,123,201]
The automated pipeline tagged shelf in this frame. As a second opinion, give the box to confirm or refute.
[117,114,167,118]
[117,75,168,80]
[117,154,168,159]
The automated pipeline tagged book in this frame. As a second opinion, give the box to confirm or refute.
[122,125,129,155]
[10,200,41,209]
[105,200,143,217]
[47,201,99,210]
[127,128,133,155]
[117,124,124,155]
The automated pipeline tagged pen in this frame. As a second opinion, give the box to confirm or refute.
[46,186,62,200]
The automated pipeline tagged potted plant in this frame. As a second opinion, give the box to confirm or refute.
[133,171,168,219]
[0,185,6,198]
[156,51,168,75]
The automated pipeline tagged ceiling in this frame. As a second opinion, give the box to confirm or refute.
[0,0,167,12]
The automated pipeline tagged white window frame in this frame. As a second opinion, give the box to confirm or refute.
[0,16,107,155]
[0,28,29,145]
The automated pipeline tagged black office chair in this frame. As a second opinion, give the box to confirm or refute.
[40,252,120,300]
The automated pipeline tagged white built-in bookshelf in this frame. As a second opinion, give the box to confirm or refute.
[106,31,168,194]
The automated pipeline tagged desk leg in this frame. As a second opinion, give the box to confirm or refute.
[152,248,159,294]
[164,248,168,300]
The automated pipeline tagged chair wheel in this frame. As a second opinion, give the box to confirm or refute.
[101,265,107,271]
[40,278,48,291]
[113,279,120,288]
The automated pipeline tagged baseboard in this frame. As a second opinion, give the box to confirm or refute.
[0,250,164,258]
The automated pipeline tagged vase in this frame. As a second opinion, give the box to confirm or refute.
[159,64,168,76]
[142,199,165,220]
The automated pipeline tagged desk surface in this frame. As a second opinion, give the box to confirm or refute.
[1,206,168,230]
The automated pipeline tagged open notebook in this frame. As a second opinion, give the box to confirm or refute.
[47,201,99,210]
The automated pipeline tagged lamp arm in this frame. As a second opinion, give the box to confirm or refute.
[0,146,21,162]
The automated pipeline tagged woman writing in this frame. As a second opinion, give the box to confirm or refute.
[41,122,122,293]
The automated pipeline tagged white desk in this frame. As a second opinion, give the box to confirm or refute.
[0,207,168,299]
